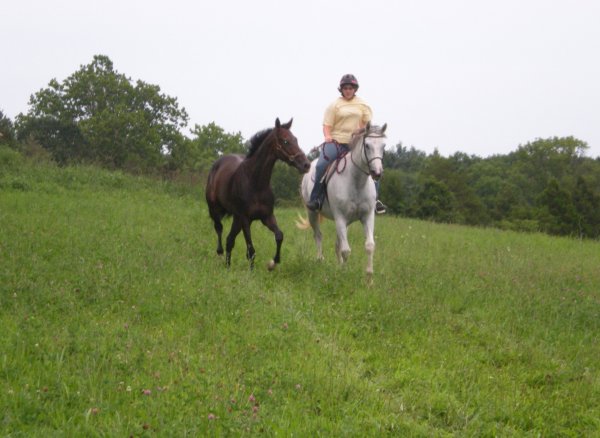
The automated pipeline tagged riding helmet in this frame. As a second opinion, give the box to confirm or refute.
[339,73,359,91]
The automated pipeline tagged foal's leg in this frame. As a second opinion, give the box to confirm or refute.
[225,216,243,267]
[262,214,283,270]
[208,207,224,255]
[214,219,224,255]
[240,218,256,270]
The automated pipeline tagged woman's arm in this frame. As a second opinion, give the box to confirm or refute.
[323,125,333,143]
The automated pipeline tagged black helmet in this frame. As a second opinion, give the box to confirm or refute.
[339,73,359,91]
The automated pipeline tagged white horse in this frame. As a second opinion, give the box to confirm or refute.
[298,122,387,280]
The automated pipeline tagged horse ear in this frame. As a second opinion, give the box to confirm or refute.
[366,121,371,132]
[275,118,281,128]
[381,123,387,133]
[283,118,293,129]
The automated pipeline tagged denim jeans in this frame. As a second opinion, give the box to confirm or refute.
[314,142,350,183]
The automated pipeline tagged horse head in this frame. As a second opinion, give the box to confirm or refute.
[274,118,310,174]
[352,122,387,180]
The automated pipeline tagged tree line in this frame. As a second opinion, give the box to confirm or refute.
[2,55,599,239]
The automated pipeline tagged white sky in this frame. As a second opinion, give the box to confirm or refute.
[2,0,599,158]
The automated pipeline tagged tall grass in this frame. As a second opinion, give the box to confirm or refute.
[1,153,599,435]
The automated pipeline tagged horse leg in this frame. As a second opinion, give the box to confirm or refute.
[240,219,256,270]
[361,211,376,282]
[308,210,324,260]
[214,219,224,255]
[261,215,283,270]
[208,206,225,255]
[334,217,351,264]
[225,216,243,267]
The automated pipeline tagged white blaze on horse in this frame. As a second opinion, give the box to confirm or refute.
[298,122,387,280]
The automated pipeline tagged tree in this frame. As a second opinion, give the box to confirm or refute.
[383,143,427,172]
[0,110,16,147]
[379,169,404,215]
[168,122,245,175]
[16,55,188,171]
[271,162,304,206]
[537,179,579,236]
[415,177,458,222]
[572,176,600,238]
[511,136,589,200]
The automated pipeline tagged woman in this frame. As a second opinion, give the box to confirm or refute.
[306,73,387,213]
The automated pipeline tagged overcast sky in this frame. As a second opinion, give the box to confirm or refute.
[3,0,599,158]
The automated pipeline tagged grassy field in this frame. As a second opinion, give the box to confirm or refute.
[1,150,600,436]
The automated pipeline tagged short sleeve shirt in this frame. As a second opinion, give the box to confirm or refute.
[323,96,372,144]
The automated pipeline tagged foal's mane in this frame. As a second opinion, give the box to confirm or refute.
[247,128,273,158]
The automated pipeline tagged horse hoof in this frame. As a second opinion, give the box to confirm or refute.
[267,260,276,271]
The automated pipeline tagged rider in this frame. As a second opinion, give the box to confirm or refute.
[306,73,387,213]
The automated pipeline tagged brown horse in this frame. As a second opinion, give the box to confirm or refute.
[206,118,310,269]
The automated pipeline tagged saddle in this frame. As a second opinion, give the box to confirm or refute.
[318,142,350,186]
[312,142,350,207]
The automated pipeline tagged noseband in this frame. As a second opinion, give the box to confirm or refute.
[275,139,303,163]
[351,132,385,176]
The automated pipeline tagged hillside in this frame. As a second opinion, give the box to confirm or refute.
[1,154,599,435]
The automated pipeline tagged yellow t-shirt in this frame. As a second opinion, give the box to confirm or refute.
[323,96,373,144]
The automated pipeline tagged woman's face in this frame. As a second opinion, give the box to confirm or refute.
[341,85,356,100]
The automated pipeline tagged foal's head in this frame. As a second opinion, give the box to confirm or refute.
[272,118,310,173]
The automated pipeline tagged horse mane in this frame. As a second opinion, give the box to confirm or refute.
[247,128,273,158]
[349,124,387,148]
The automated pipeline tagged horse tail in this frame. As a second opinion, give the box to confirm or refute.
[295,212,323,230]
[295,213,310,230]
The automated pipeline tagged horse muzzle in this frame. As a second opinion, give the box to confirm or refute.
[296,158,311,174]
[370,169,383,181]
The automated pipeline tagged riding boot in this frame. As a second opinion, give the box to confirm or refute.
[306,177,324,211]
[307,142,339,211]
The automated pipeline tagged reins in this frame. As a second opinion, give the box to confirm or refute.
[275,139,303,163]
[321,140,349,175]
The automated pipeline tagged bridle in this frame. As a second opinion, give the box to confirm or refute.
[350,132,385,176]
[275,137,303,163]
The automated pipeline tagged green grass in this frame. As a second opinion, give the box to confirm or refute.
[1,153,600,436]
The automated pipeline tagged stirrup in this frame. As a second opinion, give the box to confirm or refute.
[375,200,387,214]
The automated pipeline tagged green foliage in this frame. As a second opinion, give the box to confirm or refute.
[572,176,600,238]
[379,169,404,214]
[271,161,304,207]
[2,161,600,435]
[0,146,25,182]
[381,136,600,239]
[415,177,458,222]
[0,110,16,148]
[15,55,188,172]
[537,179,579,236]
[383,144,426,173]
[6,54,600,239]
[168,122,245,176]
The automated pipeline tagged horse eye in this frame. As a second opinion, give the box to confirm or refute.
[282,139,289,145]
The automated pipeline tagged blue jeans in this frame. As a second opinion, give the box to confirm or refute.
[309,142,349,203]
